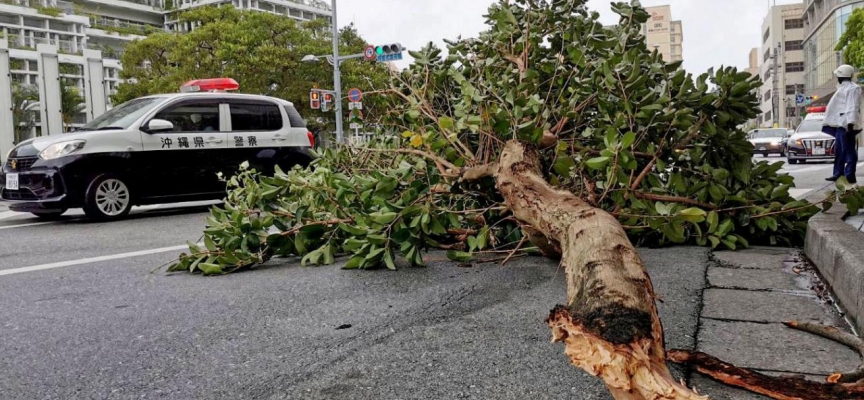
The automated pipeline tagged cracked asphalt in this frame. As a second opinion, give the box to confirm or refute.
[0,203,710,399]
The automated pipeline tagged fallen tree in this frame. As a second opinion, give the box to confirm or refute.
[169,0,864,398]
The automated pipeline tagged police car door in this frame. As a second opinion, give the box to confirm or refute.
[139,98,227,197]
[224,99,284,175]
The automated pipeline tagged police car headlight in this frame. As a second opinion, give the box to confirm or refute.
[771,141,780,146]
[38,140,86,160]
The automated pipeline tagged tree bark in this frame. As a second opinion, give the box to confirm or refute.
[494,140,705,399]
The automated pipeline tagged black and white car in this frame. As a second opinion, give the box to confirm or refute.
[0,78,315,221]
[785,113,835,164]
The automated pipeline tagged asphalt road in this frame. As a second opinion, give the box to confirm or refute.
[0,155,852,399]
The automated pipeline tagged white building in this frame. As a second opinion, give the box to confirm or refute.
[758,3,805,129]
[0,0,331,159]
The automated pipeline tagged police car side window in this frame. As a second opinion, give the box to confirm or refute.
[230,102,283,131]
[153,103,220,133]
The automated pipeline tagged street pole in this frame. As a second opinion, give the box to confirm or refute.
[330,0,344,144]
[771,42,780,128]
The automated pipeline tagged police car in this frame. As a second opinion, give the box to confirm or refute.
[786,110,833,164]
[0,78,315,221]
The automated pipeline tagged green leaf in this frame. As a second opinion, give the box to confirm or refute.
[446,251,473,262]
[203,235,217,252]
[343,256,365,270]
[677,208,707,223]
[621,131,637,148]
[198,263,224,275]
[438,116,455,130]
[706,211,719,234]
[586,156,611,170]
[383,250,397,270]
[369,212,398,225]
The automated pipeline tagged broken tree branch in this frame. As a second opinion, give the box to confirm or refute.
[785,321,864,384]
[668,350,864,399]
[495,139,705,399]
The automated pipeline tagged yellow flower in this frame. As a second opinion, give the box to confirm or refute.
[410,135,423,148]
[402,130,414,138]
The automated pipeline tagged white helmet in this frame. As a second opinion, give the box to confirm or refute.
[835,64,855,78]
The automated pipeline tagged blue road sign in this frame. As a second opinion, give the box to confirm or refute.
[348,88,363,102]
[796,94,805,105]
[377,53,403,62]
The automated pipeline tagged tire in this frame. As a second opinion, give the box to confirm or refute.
[788,158,798,165]
[83,174,133,221]
[762,153,769,157]
[31,209,67,220]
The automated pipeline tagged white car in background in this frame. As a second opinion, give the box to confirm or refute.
[785,113,837,164]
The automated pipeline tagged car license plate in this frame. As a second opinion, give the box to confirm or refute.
[759,147,766,151]
[6,173,18,190]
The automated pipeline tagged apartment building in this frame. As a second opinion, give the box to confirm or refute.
[641,5,683,63]
[758,3,805,129]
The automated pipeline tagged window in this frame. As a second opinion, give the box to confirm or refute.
[764,90,772,102]
[764,111,772,122]
[763,28,770,43]
[784,18,803,29]
[764,70,771,81]
[230,102,283,131]
[785,84,804,95]
[283,105,306,128]
[764,49,771,62]
[153,102,220,133]
[785,40,803,51]
[786,62,805,72]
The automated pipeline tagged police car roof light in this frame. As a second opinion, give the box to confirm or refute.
[807,106,826,113]
[180,78,240,93]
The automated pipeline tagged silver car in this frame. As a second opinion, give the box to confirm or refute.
[748,128,789,157]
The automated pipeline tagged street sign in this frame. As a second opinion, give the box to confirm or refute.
[349,109,364,120]
[348,88,363,102]
[364,45,376,61]
[796,94,805,106]
[377,53,403,62]
[348,101,362,110]
[350,123,361,129]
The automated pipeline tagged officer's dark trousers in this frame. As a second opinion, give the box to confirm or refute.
[826,126,859,184]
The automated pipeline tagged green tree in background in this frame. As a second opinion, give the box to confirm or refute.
[113,6,392,137]
[59,80,85,132]
[11,83,39,144]
[837,7,864,72]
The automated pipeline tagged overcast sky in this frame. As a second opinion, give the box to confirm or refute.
[340,0,804,75]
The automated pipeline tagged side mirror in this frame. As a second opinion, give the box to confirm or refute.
[143,119,174,133]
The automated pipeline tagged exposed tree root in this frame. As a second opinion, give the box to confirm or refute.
[494,140,705,399]
[668,350,864,399]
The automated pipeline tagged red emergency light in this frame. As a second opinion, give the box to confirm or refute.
[180,78,240,93]
[807,106,826,113]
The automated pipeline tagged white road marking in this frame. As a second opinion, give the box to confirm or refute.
[0,221,57,230]
[789,189,814,199]
[0,211,21,220]
[0,244,189,277]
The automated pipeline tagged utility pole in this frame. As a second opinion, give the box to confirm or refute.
[330,0,344,144]
[771,42,780,128]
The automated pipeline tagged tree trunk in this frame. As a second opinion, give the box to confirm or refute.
[494,140,705,399]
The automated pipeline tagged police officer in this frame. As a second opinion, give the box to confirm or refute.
[824,64,861,184]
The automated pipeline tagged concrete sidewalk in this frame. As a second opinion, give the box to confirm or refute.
[689,247,857,399]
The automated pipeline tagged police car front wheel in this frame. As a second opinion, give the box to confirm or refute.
[83,175,133,220]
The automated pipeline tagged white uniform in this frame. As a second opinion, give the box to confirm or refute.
[823,81,862,129]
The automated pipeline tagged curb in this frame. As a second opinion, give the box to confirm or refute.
[805,202,864,334]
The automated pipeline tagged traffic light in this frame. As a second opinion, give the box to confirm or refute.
[310,91,320,110]
[321,93,333,112]
[375,43,403,62]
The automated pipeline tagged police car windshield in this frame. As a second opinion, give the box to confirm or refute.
[81,97,166,131]
[797,119,824,133]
